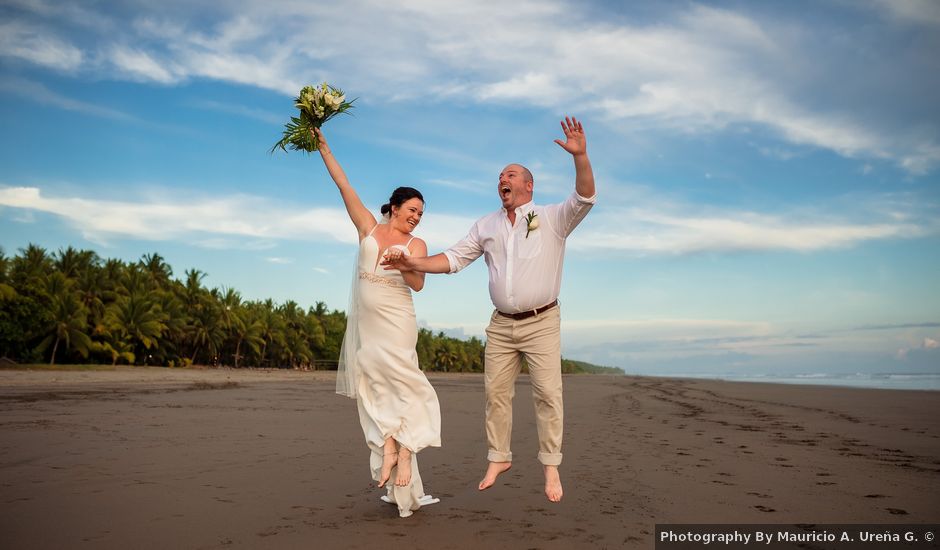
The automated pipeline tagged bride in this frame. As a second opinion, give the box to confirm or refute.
[314,128,442,518]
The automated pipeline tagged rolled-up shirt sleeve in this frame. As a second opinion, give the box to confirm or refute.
[443,222,484,273]
[544,191,597,238]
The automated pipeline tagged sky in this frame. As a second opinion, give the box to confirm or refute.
[1,0,938,377]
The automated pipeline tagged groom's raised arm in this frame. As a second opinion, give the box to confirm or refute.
[554,116,595,199]
[543,116,597,238]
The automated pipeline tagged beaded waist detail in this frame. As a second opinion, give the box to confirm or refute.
[359,271,405,287]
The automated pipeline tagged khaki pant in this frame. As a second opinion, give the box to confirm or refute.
[483,305,563,466]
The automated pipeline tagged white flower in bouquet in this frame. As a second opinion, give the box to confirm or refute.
[271,82,355,153]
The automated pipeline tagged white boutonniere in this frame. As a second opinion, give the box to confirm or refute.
[525,211,539,238]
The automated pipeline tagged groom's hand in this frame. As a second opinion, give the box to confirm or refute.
[553,116,586,156]
[381,253,415,272]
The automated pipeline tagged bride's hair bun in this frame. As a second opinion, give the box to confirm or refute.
[382,187,424,216]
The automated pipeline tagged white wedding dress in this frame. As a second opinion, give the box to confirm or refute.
[338,225,442,518]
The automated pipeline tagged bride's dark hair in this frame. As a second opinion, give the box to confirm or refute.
[381,187,424,216]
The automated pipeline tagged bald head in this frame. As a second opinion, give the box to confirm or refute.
[498,164,535,210]
[508,163,533,184]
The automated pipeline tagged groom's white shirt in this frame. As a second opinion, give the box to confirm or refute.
[443,191,596,314]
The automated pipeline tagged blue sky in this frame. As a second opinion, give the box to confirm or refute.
[1,0,938,376]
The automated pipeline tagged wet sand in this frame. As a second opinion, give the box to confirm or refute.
[1,367,937,549]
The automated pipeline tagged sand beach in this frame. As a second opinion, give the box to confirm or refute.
[0,367,937,549]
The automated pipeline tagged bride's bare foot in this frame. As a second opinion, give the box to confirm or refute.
[544,465,563,502]
[378,452,397,488]
[478,461,512,491]
[395,448,412,487]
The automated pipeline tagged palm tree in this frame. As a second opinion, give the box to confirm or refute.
[0,248,17,301]
[2,245,499,373]
[12,243,51,289]
[140,253,173,289]
[278,300,315,368]
[254,300,285,368]
[231,307,264,368]
[153,289,186,365]
[36,276,92,365]
[187,299,224,365]
[54,246,98,280]
[433,345,459,373]
[121,264,152,296]
[89,321,135,365]
[182,269,207,309]
[101,258,125,295]
[106,292,166,365]
[217,287,245,365]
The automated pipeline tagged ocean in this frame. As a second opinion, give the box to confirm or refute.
[648,372,940,391]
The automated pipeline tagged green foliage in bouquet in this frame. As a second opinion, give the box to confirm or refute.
[271,83,355,154]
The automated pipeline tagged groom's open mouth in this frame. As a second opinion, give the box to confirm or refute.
[500,185,511,198]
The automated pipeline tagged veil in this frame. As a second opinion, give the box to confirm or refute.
[334,249,360,398]
[335,213,389,398]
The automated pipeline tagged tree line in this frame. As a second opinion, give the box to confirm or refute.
[0,245,618,374]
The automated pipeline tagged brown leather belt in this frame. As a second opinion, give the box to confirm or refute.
[497,300,558,321]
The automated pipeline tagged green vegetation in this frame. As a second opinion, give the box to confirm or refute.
[0,244,618,374]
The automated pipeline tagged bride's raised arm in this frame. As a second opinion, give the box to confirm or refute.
[314,128,377,240]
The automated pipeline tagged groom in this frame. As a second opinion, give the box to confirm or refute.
[384,116,596,502]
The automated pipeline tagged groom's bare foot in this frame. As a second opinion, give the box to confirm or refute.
[378,452,397,488]
[544,465,563,502]
[395,448,412,487]
[478,461,512,491]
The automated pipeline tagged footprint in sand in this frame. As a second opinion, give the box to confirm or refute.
[886,508,909,515]
[754,505,776,513]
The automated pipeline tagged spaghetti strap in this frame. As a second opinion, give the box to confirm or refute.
[405,236,415,248]
[368,224,379,236]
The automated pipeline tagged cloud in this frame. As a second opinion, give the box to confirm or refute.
[866,0,940,26]
[2,1,936,173]
[0,20,83,71]
[561,318,778,353]
[265,257,294,264]
[895,336,940,370]
[109,45,177,83]
[0,185,354,246]
[0,184,475,251]
[0,76,137,122]
[2,0,114,31]
[852,322,940,331]
[2,183,933,256]
[572,191,933,254]
[562,317,940,375]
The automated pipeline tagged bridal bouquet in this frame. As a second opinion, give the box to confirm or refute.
[270,83,355,153]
